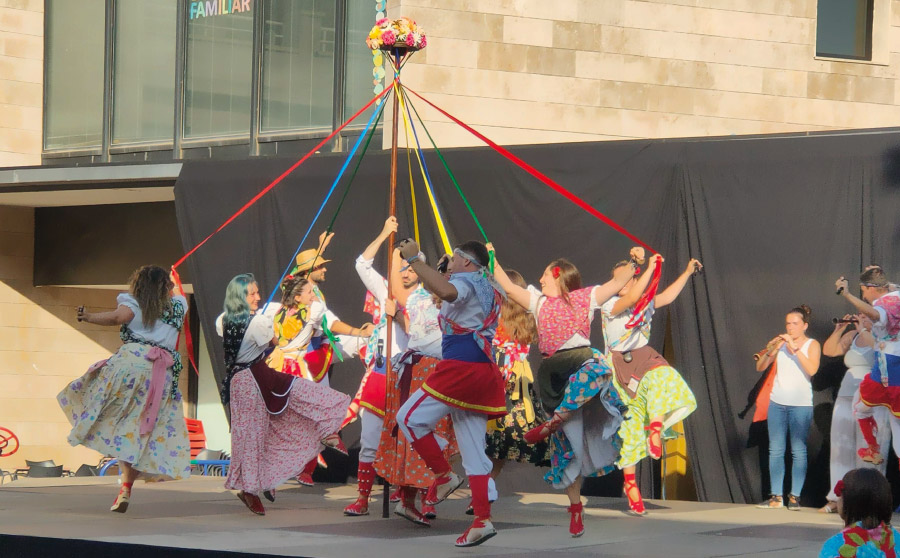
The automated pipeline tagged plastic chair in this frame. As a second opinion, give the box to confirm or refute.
[24,464,64,478]
[192,449,229,476]
[185,418,207,460]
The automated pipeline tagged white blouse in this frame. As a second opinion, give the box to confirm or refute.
[117,293,185,350]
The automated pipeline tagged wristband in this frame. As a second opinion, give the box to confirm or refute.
[406,251,425,265]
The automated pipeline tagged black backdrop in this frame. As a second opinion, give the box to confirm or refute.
[175,130,900,505]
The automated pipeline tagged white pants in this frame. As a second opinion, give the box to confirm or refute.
[358,408,381,464]
[398,389,492,477]
[828,393,891,500]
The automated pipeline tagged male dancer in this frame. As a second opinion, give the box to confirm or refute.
[343,217,412,516]
[836,267,900,465]
[397,239,507,547]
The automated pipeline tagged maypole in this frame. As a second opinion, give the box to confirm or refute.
[367,15,427,518]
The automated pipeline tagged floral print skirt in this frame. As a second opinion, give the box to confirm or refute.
[485,359,551,466]
[225,369,349,494]
[375,354,458,489]
[57,343,192,480]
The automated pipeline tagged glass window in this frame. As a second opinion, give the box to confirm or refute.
[343,1,381,123]
[816,0,874,60]
[183,1,253,139]
[112,0,177,145]
[260,0,336,134]
[44,0,105,150]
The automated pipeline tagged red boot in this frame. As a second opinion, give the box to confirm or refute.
[456,475,496,547]
[395,486,431,526]
[343,461,375,516]
[567,502,585,537]
[298,458,317,486]
[646,420,663,460]
[624,472,646,516]
[523,413,564,444]
[857,417,884,464]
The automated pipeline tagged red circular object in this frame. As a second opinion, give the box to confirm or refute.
[0,427,20,457]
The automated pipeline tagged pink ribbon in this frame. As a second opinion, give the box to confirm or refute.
[140,347,174,437]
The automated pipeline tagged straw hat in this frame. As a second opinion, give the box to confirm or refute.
[294,249,331,275]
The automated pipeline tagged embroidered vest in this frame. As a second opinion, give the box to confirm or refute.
[536,287,594,357]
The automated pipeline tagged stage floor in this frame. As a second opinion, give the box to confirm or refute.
[0,476,850,557]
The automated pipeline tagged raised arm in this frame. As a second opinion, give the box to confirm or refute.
[77,305,135,326]
[609,253,662,316]
[400,240,458,302]
[823,316,855,357]
[485,243,530,310]
[835,277,880,321]
[593,258,641,306]
[655,259,702,308]
[318,230,335,254]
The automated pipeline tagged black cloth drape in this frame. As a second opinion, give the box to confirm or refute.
[175,130,900,503]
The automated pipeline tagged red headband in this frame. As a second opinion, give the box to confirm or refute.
[552,266,561,279]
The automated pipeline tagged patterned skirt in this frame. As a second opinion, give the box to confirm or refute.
[542,349,626,487]
[613,364,697,468]
[57,343,192,480]
[485,359,551,466]
[225,369,349,494]
[375,354,458,489]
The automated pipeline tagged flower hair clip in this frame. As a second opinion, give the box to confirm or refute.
[834,480,844,498]
[552,266,561,279]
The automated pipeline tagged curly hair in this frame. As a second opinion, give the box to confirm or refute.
[280,276,310,309]
[128,265,173,328]
[548,258,582,305]
[501,269,537,346]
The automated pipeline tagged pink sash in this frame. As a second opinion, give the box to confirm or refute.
[139,347,174,436]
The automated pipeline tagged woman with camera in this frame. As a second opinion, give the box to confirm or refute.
[818,313,889,513]
[755,305,821,511]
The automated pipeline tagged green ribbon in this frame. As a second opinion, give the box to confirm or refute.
[320,314,344,363]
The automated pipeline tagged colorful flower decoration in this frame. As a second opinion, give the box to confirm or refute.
[366,16,427,51]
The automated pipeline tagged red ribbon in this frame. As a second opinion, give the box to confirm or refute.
[405,87,654,253]
[171,82,395,271]
[171,267,198,375]
[625,258,662,330]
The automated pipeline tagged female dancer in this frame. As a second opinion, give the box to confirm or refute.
[755,304,821,511]
[819,314,889,513]
[485,269,551,473]
[819,468,899,557]
[218,273,350,515]
[267,276,318,378]
[599,257,700,516]
[491,246,639,537]
[59,265,192,513]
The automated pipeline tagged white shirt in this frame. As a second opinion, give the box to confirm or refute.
[839,336,874,397]
[770,338,814,407]
[117,293,186,350]
[355,255,408,357]
[600,296,655,352]
[215,312,274,365]
[526,284,601,351]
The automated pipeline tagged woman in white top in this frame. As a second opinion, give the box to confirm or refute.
[58,265,192,513]
[818,313,890,513]
[218,273,351,515]
[755,304,821,511]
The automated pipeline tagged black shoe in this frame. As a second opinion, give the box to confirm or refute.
[263,490,275,502]
[786,495,800,511]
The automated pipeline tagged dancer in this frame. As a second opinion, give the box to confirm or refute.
[484,269,551,480]
[342,217,412,517]
[59,265,192,513]
[491,247,638,536]
[595,257,701,515]
[819,468,899,558]
[755,304,821,510]
[218,273,351,515]
[835,267,900,467]
[371,223,459,525]
[267,275,318,378]
[396,239,506,547]
[819,313,889,513]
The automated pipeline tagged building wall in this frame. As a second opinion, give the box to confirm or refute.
[0,0,42,167]
[391,0,900,147]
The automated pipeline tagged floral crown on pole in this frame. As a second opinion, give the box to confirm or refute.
[367,17,427,51]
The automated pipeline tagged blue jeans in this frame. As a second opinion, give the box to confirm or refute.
[767,402,812,497]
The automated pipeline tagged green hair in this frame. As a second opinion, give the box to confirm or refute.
[223,273,256,328]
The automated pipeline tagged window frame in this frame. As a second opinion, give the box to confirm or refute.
[813,0,891,66]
